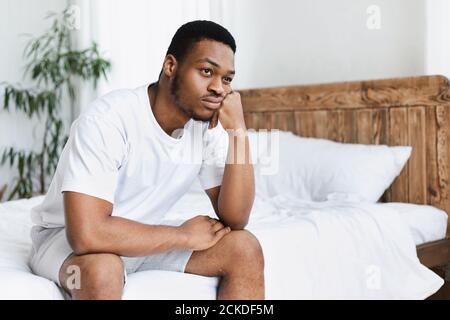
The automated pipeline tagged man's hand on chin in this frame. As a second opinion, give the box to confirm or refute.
[208,91,246,132]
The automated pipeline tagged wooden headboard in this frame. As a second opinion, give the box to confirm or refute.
[240,75,450,237]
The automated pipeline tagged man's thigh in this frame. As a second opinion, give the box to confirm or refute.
[131,247,194,274]
[29,226,74,287]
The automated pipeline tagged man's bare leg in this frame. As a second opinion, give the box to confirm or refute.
[59,253,124,300]
[184,230,265,299]
[58,230,264,300]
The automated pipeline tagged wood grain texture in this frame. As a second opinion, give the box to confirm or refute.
[426,106,440,208]
[240,75,450,238]
[436,105,450,237]
[240,75,450,112]
[408,107,427,204]
[417,238,450,268]
[389,108,409,202]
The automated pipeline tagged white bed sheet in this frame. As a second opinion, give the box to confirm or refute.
[0,186,447,300]
[381,202,447,246]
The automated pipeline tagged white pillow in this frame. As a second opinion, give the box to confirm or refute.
[248,131,412,202]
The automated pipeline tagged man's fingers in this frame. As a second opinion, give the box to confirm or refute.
[214,226,231,240]
[209,218,222,229]
[212,220,225,232]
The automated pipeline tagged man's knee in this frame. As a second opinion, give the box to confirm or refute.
[221,230,264,270]
[60,253,124,296]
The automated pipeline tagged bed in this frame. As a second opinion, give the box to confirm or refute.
[240,74,450,268]
[0,75,449,299]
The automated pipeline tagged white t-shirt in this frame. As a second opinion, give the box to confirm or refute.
[31,84,229,228]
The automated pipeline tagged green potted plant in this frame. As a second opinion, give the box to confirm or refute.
[1,7,111,201]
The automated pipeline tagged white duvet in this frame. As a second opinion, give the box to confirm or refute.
[0,182,447,300]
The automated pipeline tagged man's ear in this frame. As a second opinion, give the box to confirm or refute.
[162,54,177,77]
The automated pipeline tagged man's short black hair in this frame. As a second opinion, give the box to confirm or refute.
[157,20,235,82]
[166,20,236,61]
[166,20,236,64]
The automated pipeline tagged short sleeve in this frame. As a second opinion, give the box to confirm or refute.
[60,116,127,203]
[198,121,229,190]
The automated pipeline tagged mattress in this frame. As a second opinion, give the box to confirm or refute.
[381,202,448,246]
[0,188,447,300]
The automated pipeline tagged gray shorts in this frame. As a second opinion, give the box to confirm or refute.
[28,225,194,288]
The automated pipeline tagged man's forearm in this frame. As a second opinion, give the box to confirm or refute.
[217,129,255,229]
[68,215,187,257]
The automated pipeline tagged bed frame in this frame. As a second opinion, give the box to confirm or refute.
[239,75,450,273]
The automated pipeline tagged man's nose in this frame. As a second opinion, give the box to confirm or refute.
[208,78,225,96]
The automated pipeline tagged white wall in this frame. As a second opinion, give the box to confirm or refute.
[425,0,450,79]
[72,0,216,114]
[0,0,69,200]
[74,0,427,97]
[223,0,426,89]
[0,0,430,200]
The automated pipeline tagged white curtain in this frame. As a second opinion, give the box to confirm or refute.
[425,0,450,80]
[69,0,229,118]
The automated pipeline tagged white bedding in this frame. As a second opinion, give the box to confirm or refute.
[0,184,447,299]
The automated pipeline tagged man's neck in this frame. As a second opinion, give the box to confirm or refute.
[147,82,190,137]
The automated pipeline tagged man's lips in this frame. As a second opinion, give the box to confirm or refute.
[201,97,223,110]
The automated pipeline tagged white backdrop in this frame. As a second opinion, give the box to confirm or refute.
[0,0,69,200]
[425,0,450,79]
[69,0,431,120]
[2,0,448,200]
[71,0,229,116]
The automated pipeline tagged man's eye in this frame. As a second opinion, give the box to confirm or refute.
[224,77,233,83]
[201,68,212,76]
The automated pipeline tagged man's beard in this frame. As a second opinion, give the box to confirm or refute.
[169,75,211,122]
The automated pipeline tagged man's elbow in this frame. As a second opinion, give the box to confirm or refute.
[228,221,248,230]
[217,201,253,230]
[66,229,99,256]
[220,213,250,230]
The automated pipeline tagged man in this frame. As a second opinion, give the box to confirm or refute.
[29,20,264,300]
